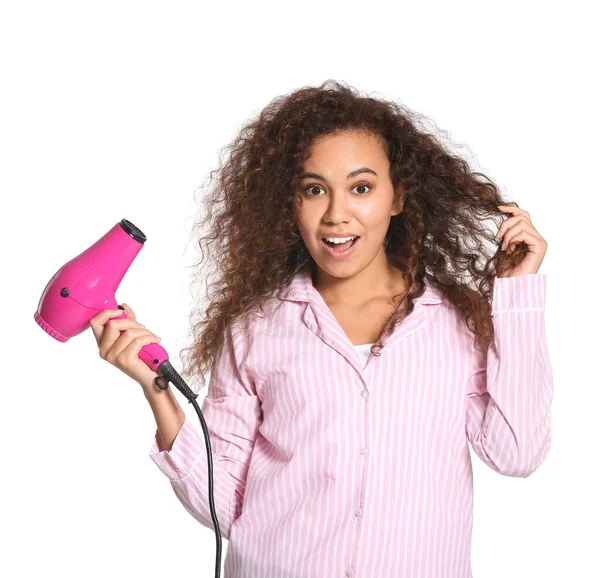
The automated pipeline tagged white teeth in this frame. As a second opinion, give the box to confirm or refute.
[325,236,357,244]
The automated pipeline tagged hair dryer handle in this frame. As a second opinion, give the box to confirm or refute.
[104,314,194,400]
[103,313,169,371]
[139,341,170,371]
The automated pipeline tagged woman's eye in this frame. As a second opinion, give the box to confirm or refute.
[353,183,371,195]
[304,185,324,196]
[303,183,372,196]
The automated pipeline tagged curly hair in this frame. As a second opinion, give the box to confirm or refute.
[177,79,526,393]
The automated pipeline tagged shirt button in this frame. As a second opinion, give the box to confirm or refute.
[355,507,363,517]
[346,570,353,577]
[360,447,368,455]
[361,390,369,399]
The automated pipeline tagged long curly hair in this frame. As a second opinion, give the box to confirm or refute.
[178,79,526,392]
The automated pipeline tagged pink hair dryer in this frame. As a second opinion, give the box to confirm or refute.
[33,218,223,578]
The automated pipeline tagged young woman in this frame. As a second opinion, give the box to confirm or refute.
[92,80,553,578]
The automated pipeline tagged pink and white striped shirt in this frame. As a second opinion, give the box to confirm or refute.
[149,265,553,578]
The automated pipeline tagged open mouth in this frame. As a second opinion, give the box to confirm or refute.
[321,236,360,255]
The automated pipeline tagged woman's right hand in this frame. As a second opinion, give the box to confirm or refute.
[89,303,164,390]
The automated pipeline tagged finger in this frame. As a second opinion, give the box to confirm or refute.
[98,320,150,358]
[497,203,520,212]
[500,221,529,250]
[121,303,137,322]
[501,224,544,251]
[102,318,146,336]
[118,333,163,366]
[103,327,159,362]
[505,231,547,255]
[497,204,530,219]
[90,309,128,344]
[496,214,534,240]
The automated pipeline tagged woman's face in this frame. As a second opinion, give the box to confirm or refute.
[292,130,403,277]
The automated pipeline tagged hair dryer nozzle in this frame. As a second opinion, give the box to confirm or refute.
[120,219,147,244]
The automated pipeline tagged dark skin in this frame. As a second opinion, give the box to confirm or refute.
[293,130,408,345]
[292,131,548,345]
[495,204,548,276]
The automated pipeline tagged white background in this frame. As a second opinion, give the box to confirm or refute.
[2,1,597,576]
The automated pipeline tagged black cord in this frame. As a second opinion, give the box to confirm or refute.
[157,360,222,578]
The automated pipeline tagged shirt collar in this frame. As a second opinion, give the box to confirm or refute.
[279,263,444,305]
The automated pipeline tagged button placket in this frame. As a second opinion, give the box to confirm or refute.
[348,384,369,578]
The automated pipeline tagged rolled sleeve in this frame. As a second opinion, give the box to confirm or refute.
[147,318,263,539]
[149,415,205,481]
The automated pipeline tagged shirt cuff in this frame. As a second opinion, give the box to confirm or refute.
[149,415,208,481]
[492,273,546,311]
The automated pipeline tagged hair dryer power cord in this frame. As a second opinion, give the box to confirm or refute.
[154,360,222,578]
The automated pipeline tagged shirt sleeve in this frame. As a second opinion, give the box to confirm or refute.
[148,319,263,540]
[465,273,554,477]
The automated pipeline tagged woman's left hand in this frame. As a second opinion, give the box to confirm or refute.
[495,204,548,277]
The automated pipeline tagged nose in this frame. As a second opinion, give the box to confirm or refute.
[323,189,353,222]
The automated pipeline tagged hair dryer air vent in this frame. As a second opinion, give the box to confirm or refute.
[120,219,147,244]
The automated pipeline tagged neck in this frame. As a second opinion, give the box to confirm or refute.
[312,248,410,308]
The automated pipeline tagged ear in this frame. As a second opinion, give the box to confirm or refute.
[390,184,404,217]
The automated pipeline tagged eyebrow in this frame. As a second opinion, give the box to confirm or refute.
[298,167,378,182]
